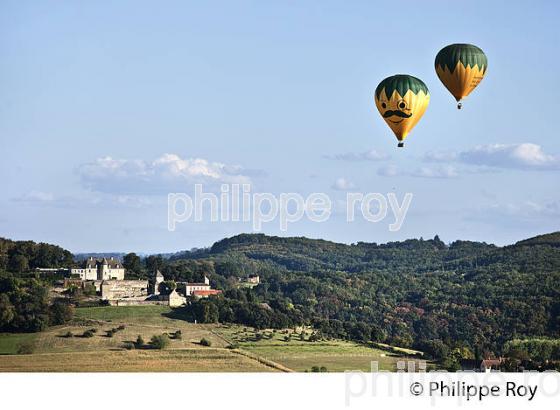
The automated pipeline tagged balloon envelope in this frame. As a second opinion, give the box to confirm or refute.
[374,74,430,147]
[435,43,487,106]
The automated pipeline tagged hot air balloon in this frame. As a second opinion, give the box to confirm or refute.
[374,74,430,147]
[435,43,487,109]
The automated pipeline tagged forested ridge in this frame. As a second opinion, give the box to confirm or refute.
[165,232,560,360]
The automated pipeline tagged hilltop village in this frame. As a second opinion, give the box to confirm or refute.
[59,256,248,307]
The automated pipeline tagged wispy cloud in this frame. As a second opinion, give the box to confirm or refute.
[377,164,402,177]
[377,164,458,179]
[77,154,255,195]
[331,177,356,191]
[12,191,153,209]
[466,199,560,228]
[412,165,458,179]
[324,149,390,162]
[424,143,560,171]
[460,143,560,170]
[422,150,458,163]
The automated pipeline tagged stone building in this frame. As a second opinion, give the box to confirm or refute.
[153,270,164,295]
[161,289,187,307]
[71,257,125,281]
[101,280,149,300]
[192,289,222,298]
[184,276,211,296]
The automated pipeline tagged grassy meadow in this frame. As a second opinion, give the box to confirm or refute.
[215,326,430,372]
[0,305,428,372]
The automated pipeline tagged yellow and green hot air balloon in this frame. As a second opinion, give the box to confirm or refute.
[374,74,430,147]
[435,43,487,109]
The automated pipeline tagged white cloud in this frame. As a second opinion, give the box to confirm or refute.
[12,191,153,209]
[424,143,560,170]
[466,199,560,229]
[325,149,390,162]
[78,154,254,194]
[331,177,356,191]
[459,143,560,170]
[422,150,458,162]
[14,191,55,203]
[377,164,401,177]
[411,165,458,179]
[377,164,458,179]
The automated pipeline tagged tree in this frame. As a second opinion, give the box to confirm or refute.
[8,254,29,273]
[145,255,164,273]
[49,300,74,325]
[0,294,15,329]
[123,253,142,275]
[193,300,219,323]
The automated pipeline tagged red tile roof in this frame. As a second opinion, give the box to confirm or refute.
[192,289,222,296]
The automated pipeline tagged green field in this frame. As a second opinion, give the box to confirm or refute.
[0,306,428,372]
[74,305,173,323]
[215,326,430,372]
[0,333,38,355]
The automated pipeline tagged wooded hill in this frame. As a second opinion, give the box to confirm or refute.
[164,232,560,359]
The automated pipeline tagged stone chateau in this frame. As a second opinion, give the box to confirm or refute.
[71,257,125,280]
[64,257,224,307]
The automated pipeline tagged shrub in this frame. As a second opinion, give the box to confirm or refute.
[228,342,240,349]
[82,330,95,338]
[320,366,327,372]
[150,334,170,350]
[64,331,74,338]
[117,325,126,331]
[17,342,35,355]
[200,338,212,347]
[135,335,145,348]
[123,342,135,350]
[90,328,98,333]
[106,329,116,338]
[173,330,182,340]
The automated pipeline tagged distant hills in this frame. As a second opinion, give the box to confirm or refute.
[74,252,128,261]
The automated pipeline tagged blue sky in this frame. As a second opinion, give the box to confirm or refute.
[1,0,559,253]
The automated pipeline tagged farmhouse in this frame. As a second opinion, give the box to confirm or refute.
[183,276,211,295]
[237,275,260,288]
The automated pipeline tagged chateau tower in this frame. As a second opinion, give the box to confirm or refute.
[153,270,164,295]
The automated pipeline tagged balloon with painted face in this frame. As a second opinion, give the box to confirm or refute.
[435,43,487,109]
[374,74,430,147]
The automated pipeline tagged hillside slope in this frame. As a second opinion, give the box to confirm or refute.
[167,232,560,358]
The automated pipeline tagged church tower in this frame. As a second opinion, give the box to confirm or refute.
[153,270,164,295]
